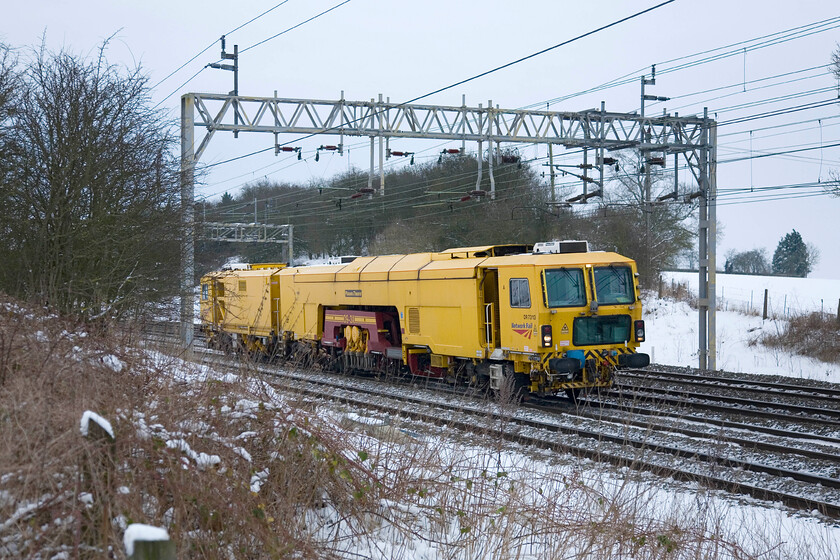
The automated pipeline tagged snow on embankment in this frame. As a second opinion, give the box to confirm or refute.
[642,272,840,381]
[662,271,840,317]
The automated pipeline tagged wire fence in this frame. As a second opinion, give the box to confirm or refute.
[660,271,840,321]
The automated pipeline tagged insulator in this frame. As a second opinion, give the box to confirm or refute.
[350,193,363,199]
[391,151,405,157]
[469,190,486,197]
[446,149,461,154]
[358,187,375,194]
[459,195,472,202]
[323,145,339,151]
[280,146,297,152]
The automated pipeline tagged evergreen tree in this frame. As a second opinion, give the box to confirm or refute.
[772,230,810,277]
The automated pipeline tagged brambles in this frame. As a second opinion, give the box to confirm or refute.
[759,312,840,365]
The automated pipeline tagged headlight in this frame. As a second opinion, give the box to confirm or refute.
[540,325,552,348]
[634,320,645,343]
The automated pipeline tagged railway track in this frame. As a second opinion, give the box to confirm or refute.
[607,368,840,431]
[624,368,840,399]
[140,325,840,518]
[182,348,840,519]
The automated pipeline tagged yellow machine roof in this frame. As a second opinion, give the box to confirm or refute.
[281,248,634,284]
[480,251,633,268]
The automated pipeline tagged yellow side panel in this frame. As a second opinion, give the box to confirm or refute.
[211,269,278,337]
[303,302,321,338]
[279,265,485,356]
[401,304,474,356]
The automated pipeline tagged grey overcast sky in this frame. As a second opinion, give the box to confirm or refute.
[5,1,840,278]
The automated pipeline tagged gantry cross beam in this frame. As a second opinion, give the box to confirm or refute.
[189,93,708,161]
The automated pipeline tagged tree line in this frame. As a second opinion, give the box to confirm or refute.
[198,151,697,289]
[724,230,819,277]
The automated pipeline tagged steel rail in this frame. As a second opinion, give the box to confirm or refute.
[609,385,840,421]
[622,369,840,400]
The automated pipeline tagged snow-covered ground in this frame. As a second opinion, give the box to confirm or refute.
[663,270,840,317]
[8,289,840,558]
[154,351,840,559]
[641,271,840,381]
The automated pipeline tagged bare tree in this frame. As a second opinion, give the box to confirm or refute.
[1,41,181,318]
[590,153,697,287]
[724,248,770,275]
[0,44,21,293]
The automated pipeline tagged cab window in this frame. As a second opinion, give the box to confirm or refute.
[509,278,531,308]
[543,268,586,307]
[593,266,634,304]
[201,283,209,301]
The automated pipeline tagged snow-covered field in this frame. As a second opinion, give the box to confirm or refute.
[642,272,840,382]
[663,270,840,317]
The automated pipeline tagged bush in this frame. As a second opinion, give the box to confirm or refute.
[759,312,840,365]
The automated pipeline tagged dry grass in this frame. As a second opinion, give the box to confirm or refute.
[658,279,697,308]
[1,295,838,559]
[757,312,840,365]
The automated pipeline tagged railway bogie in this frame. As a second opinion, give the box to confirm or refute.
[199,242,649,399]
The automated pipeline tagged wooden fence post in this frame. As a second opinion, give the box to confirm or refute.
[125,524,175,560]
[129,540,176,560]
[80,411,116,552]
[762,289,769,320]
[836,298,839,325]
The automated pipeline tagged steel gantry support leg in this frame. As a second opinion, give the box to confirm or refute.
[180,94,196,348]
[548,143,556,202]
[379,94,385,196]
[287,224,294,266]
[488,100,496,200]
[368,136,375,192]
[708,121,718,371]
[476,139,483,191]
[697,107,717,371]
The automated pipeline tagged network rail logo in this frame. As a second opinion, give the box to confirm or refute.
[511,322,534,339]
